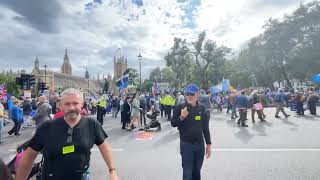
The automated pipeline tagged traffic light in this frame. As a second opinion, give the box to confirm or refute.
[38,82,47,92]
[16,75,27,89]
[16,74,36,90]
[21,74,28,90]
[28,75,35,88]
[16,77,22,84]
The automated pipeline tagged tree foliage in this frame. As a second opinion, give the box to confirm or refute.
[0,74,20,97]
[127,68,139,86]
[230,1,320,88]
[164,32,230,89]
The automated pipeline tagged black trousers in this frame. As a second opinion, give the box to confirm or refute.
[160,104,165,117]
[308,102,317,115]
[180,141,205,180]
[205,110,211,121]
[96,106,105,125]
[8,121,21,135]
[165,105,172,120]
[140,110,146,126]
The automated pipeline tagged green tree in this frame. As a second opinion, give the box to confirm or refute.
[161,67,175,83]
[149,67,162,82]
[127,68,139,86]
[0,74,20,97]
[164,38,192,88]
[231,1,320,88]
[141,79,154,92]
[190,31,231,89]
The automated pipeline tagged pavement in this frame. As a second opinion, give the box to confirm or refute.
[1,107,320,180]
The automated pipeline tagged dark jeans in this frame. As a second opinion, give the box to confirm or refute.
[217,104,222,112]
[296,102,304,115]
[180,141,205,180]
[115,106,120,117]
[231,105,238,119]
[8,121,21,135]
[227,103,232,113]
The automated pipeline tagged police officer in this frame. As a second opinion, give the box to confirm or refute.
[171,84,212,180]
[163,91,173,120]
[16,88,118,180]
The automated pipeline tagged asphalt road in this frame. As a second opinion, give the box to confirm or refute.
[1,107,320,180]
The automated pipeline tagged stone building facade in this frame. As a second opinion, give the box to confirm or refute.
[31,49,103,93]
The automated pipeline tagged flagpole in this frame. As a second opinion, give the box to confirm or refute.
[138,53,142,89]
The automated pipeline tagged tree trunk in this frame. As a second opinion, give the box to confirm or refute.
[280,64,292,88]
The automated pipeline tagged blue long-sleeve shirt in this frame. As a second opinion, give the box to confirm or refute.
[11,105,23,122]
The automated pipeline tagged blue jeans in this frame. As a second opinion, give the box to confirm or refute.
[0,118,3,142]
[180,141,205,180]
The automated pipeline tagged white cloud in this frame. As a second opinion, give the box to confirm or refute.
[195,0,303,49]
[0,0,309,79]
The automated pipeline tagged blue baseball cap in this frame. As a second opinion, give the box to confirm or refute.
[185,84,199,94]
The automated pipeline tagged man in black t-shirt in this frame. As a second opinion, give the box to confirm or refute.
[16,88,118,180]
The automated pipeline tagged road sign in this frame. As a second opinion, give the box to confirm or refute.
[24,90,31,98]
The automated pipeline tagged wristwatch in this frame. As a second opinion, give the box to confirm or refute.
[109,168,116,173]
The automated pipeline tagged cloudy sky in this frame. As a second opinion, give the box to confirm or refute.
[0,0,312,79]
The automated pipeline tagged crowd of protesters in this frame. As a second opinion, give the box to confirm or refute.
[0,86,319,144]
[117,86,319,129]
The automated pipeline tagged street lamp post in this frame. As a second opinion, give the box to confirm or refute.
[44,65,47,84]
[138,53,142,89]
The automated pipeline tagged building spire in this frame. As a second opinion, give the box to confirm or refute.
[35,56,40,69]
[64,48,69,63]
[61,48,72,75]
[85,68,90,79]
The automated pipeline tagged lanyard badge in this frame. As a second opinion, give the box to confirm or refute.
[62,127,75,154]
[62,145,75,154]
[195,115,201,121]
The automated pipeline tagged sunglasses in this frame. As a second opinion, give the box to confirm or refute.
[66,128,73,144]
[186,92,195,96]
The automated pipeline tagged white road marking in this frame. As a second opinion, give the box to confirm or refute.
[102,125,121,127]
[91,148,124,152]
[212,148,320,151]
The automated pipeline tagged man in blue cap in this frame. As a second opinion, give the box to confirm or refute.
[171,84,212,180]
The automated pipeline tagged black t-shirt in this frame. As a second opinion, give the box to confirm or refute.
[28,117,108,180]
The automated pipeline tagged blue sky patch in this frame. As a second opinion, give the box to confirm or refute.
[132,0,143,7]
[177,0,201,28]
